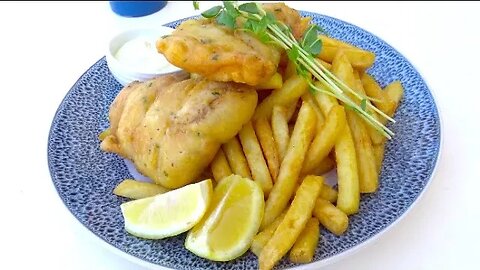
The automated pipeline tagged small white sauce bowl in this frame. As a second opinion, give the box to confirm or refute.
[106,26,181,86]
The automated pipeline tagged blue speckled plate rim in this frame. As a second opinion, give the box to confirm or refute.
[46,10,442,270]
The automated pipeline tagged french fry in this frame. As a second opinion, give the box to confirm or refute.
[334,123,360,215]
[259,176,322,270]
[313,198,349,235]
[319,34,355,48]
[251,212,287,257]
[289,217,320,264]
[353,70,385,145]
[302,92,325,131]
[254,117,280,181]
[262,102,316,229]
[98,128,110,141]
[320,46,375,70]
[113,179,170,200]
[312,81,338,116]
[365,114,385,146]
[309,156,336,176]
[271,105,290,160]
[257,72,283,90]
[331,51,377,194]
[331,51,356,92]
[319,183,338,203]
[285,59,297,79]
[285,99,299,122]
[210,148,232,183]
[384,80,404,116]
[332,50,379,135]
[319,59,332,70]
[373,142,386,174]
[239,121,273,194]
[301,105,346,175]
[346,111,379,193]
[291,174,325,201]
[361,73,395,116]
[253,74,308,120]
[222,137,251,178]
[318,35,375,70]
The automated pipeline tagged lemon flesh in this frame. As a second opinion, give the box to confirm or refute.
[120,179,212,239]
[185,175,264,261]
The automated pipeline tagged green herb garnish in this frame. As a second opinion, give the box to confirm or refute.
[201,5,222,18]
[360,98,367,111]
[301,25,322,56]
[193,1,199,10]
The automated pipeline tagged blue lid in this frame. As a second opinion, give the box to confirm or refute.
[110,1,167,17]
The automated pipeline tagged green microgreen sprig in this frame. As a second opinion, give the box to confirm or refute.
[193,1,199,10]
[195,1,395,139]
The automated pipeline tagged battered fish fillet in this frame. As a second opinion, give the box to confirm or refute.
[262,2,311,40]
[100,74,258,189]
[156,19,281,86]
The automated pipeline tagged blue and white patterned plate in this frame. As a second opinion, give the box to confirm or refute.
[47,12,441,270]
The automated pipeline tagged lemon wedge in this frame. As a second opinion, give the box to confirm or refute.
[185,175,264,261]
[120,179,213,239]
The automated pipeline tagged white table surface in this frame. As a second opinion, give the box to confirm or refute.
[1,1,479,269]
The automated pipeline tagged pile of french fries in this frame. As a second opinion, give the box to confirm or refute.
[210,34,404,270]
[112,34,403,270]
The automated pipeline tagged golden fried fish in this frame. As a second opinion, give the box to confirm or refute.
[263,2,311,40]
[100,74,257,189]
[156,19,281,86]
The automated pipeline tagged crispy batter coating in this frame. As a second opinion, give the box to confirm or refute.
[100,74,258,188]
[156,19,281,86]
[263,2,311,40]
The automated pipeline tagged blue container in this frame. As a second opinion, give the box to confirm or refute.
[110,1,167,17]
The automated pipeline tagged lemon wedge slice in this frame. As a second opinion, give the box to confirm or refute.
[120,179,213,239]
[185,175,264,261]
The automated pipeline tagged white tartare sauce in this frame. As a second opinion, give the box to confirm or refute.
[114,35,178,74]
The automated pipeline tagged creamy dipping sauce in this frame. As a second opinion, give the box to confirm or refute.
[114,35,179,74]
